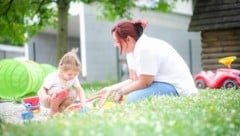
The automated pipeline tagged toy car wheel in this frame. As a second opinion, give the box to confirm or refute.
[195,79,206,89]
[223,80,237,89]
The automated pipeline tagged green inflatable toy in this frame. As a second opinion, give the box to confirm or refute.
[40,63,56,77]
[0,59,56,100]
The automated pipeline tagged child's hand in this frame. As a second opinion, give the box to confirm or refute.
[80,106,87,113]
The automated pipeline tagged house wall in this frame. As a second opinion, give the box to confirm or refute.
[83,6,117,82]
[28,33,80,66]
[28,33,57,65]
[0,51,24,59]
[0,44,25,60]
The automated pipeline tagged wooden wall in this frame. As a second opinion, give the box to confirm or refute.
[201,28,240,70]
[189,0,240,31]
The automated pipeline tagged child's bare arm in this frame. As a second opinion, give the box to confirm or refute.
[38,87,48,98]
[76,85,86,105]
[38,87,51,108]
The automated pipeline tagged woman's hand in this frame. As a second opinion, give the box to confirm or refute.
[95,87,113,108]
[113,92,123,103]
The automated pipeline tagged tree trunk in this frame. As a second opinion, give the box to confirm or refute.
[57,0,70,62]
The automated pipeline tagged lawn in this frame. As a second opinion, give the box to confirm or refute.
[0,83,240,136]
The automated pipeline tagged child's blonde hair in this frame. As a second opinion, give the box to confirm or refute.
[58,48,81,72]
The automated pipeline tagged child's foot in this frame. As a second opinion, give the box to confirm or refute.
[65,103,82,111]
[59,97,75,112]
[49,111,60,117]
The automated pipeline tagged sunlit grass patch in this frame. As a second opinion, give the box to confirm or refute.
[1,88,240,136]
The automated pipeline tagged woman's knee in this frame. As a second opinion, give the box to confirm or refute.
[125,82,178,104]
[125,91,146,104]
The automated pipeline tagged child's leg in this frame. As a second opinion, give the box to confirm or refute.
[49,90,69,115]
[59,91,78,112]
[49,97,62,115]
[59,97,75,112]
[40,96,50,108]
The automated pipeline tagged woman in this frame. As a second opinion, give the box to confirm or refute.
[94,19,198,107]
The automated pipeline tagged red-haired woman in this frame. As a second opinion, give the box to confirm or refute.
[94,19,198,107]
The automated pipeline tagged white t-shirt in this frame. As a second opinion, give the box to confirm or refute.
[127,34,198,96]
[39,71,81,96]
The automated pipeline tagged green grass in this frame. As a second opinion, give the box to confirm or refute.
[1,85,240,136]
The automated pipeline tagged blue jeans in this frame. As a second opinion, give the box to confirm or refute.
[125,82,179,104]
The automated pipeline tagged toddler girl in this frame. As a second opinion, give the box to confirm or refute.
[38,49,86,116]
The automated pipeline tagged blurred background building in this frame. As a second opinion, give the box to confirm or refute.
[1,1,201,83]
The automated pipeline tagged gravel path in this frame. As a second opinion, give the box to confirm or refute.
[0,101,50,124]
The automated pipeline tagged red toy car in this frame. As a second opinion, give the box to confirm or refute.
[194,56,240,89]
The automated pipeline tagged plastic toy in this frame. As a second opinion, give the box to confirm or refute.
[21,96,41,120]
[21,111,34,120]
[85,94,122,108]
[103,102,115,108]
[22,96,40,111]
[194,56,240,89]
